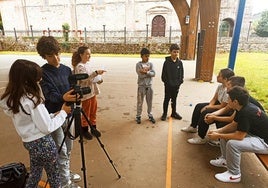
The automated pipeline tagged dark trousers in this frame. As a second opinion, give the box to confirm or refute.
[191,102,219,139]
[163,85,180,115]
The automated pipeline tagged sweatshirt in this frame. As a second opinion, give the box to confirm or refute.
[0,96,67,142]
[161,56,184,87]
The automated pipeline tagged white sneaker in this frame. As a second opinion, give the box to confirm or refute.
[70,172,81,182]
[215,170,241,183]
[62,180,81,188]
[181,126,197,133]
[208,140,220,147]
[187,137,207,144]
[210,157,227,168]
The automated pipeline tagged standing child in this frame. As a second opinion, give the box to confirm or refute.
[135,48,156,124]
[72,45,105,139]
[0,59,72,188]
[161,43,184,121]
[36,36,81,188]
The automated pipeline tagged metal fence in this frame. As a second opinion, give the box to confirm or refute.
[1,27,182,44]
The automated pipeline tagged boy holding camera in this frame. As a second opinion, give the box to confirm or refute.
[37,36,81,188]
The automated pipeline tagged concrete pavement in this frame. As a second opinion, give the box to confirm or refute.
[0,55,267,188]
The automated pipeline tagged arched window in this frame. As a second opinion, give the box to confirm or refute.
[219,18,234,37]
[151,15,166,37]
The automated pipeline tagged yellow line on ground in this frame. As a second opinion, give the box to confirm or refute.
[166,117,172,188]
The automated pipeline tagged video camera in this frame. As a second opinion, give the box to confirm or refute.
[68,73,91,99]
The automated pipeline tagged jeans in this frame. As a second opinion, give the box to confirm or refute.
[51,121,73,186]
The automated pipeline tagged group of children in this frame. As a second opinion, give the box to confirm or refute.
[1,39,268,186]
[0,36,104,188]
[136,44,268,184]
[180,68,268,183]
[135,43,184,124]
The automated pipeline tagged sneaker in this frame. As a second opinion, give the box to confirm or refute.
[181,126,197,133]
[161,114,167,121]
[215,170,241,183]
[149,116,156,124]
[70,172,81,182]
[91,126,101,137]
[171,112,182,120]
[210,157,227,168]
[62,180,81,188]
[83,131,93,140]
[187,137,207,144]
[136,116,141,124]
[208,140,220,147]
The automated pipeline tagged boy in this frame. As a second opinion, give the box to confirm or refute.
[136,48,156,124]
[208,86,268,183]
[161,43,184,121]
[181,68,234,144]
[36,36,81,188]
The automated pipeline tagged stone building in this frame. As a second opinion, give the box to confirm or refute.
[0,0,253,38]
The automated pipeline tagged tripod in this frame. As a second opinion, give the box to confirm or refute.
[59,99,121,188]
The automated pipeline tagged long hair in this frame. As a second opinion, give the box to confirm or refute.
[1,59,43,114]
[71,45,89,67]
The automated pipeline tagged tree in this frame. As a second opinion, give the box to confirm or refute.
[62,23,70,41]
[255,11,268,37]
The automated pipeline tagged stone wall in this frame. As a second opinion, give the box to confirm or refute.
[0,36,267,54]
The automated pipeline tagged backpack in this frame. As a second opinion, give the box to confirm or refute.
[0,162,28,188]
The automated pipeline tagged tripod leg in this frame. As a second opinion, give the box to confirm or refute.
[95,136,121,179]
[73,107,88,188]
[80,108,121,178]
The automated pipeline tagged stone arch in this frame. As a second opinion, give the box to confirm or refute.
[220,18,234,37]
[151,15,166,37]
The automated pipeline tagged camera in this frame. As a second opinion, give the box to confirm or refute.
[68,73,91,99]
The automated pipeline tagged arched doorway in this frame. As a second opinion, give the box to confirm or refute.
[219,18,234,37]
[151,15,166,37]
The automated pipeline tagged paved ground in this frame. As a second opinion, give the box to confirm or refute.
[0,55,268,188]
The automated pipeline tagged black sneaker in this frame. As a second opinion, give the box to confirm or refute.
[83,131,93,140]
[171,113,182,120]
[161,114,167,121]
[136,116,141,124]
[91,126,101,137]
[149,116,156,124]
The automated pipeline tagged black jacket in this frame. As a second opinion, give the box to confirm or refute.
[161,56,184,87]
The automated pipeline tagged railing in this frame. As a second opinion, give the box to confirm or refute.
[0,27,182,44]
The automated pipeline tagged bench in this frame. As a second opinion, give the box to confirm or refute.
[256,154,268,170]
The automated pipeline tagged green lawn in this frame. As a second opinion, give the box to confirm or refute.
[214,52,268,112]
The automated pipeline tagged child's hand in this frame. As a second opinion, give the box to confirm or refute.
[96,70,106,75]
[63,89,78,102]
[61,102,72,114]
[140,68,147,74]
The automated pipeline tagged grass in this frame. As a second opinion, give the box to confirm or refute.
[214,52,268,112]
[0,51,267,111]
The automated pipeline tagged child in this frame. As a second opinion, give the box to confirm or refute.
[0,59,71,188]
[36,36,81,187]
[181,68,234,144]
[161,43,184,121]
[71,45,105,139]
[208,86,268,183]
[135,48,156,124]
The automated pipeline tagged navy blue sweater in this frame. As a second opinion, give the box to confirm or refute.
[40,63,72,113]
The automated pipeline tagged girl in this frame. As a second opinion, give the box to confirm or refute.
[0,59,71,188]
[71,46,105,140]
